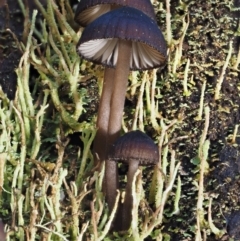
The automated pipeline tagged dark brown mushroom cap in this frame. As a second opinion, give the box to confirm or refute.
[108,130,159,165]
[77,7,167,70]
[74,0,156,27]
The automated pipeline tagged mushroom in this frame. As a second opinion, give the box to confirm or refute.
[77,6,167,211]
[74,0,157,166]
[109,130,159,231]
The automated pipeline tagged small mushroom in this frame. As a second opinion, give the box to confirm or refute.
[77,6,167,211]
[109,130,159,231]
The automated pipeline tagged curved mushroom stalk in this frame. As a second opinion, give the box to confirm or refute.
[105,39,132,211]
[93,67,115,164]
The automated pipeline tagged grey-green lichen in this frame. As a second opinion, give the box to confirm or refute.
[0,0,239,240]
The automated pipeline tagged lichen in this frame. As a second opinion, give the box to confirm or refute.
[0,0,239,240]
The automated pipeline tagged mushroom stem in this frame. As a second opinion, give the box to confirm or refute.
[93,68,115,164]
[105,39,132,211]
[123,159,139,231]
[92,3,120,166]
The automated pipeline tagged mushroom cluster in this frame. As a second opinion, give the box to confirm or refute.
[74,0,167,228]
